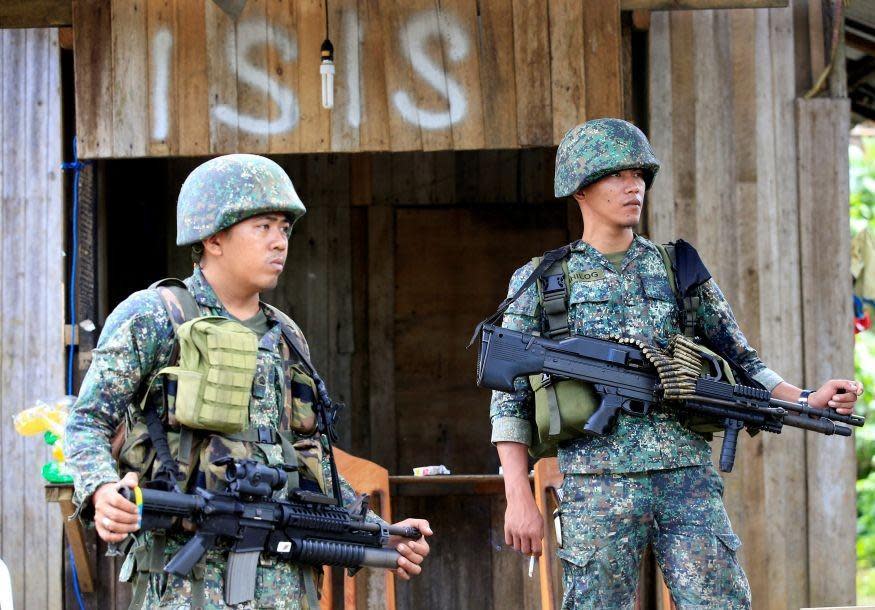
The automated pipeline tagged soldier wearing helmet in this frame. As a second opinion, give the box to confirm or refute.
[66,154,432,609]
[489,119,861,609]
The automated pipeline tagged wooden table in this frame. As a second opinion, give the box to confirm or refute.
[44,484,95,593]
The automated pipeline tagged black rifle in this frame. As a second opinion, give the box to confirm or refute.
[476,324,863,471]
[122,457,421,606]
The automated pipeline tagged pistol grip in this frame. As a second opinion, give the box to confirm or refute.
[583,390,624,436]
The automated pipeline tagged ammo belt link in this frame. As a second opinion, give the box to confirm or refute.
[612,335,703,402]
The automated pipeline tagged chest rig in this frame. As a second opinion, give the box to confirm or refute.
[117,279,342,609]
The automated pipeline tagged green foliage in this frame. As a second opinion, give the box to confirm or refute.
[850,139,875,236]
[854,137,875,601]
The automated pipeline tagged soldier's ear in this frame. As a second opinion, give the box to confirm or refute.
[202,233,223,257]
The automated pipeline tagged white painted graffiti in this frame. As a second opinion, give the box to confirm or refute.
[150,28,173,142]
[213,20,299,135]
[392,11,468,130]
[148,10,471,139]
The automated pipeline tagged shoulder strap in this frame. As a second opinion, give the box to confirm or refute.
[149,278,200,330]
[468,241,578,346]
[656,241,711,339]
[535,256,572,339]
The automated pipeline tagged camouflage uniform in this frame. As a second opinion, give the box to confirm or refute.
[490,120,781,609]
[65,155,368,609]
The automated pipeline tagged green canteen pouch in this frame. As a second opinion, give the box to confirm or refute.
[528,374,600,459]
[154,316,259,434]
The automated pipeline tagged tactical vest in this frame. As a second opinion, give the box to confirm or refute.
[520,242,710,458]
[116,279,327,609]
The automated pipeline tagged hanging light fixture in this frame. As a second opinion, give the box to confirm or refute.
[320,39,335,110]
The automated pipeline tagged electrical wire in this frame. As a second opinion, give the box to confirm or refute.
[61,136,90,610]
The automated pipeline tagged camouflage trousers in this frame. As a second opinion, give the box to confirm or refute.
[557,465,750,610]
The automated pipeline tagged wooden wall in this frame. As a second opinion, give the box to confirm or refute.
[647,3,855,608]
[0,28,65,610]
[70,0,624,158]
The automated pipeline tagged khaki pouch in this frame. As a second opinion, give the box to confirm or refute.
[528,375,600,459]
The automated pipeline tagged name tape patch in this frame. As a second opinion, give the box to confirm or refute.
[569,269,606,283]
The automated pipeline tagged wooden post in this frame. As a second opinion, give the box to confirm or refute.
[797,98,855,608]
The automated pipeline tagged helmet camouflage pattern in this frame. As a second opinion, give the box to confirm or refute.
[176,154,306,246]
[554,118,660,197]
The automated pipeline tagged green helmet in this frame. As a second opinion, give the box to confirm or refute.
[176,154,306,246]
[554,118,660,197]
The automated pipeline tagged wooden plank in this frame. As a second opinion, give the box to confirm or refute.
[111,0,148,157]
[549,0,586,144]
[328,0,361,152]
[621,0,788,8]
[72,0,113,158]
[668,10,695,240]
[234,0,270,153]
[206,0,238,153]
[382,0,423,151]
[692,10,736,293]
[761,8,806,608]
[398,0,454,152]
[43,28,65,610]
[478,0,518,149]
[797,98,855,608]
[645,11,674,243]
[512,0,551,146]
[296,0,330,152]
[583,0,623,120]
[807,0,825,86]
[0,0,72,28]
[175,0,209,155]
[146,0,177,156]
[439,0,484,150]
[23,29,52,610]
[266,0,300,154]
[1,27,28,606]
[358,0,391,151]
[367,205,397,470]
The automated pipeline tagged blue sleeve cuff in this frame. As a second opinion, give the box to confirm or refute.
[491,417,532,445]
[753,368,784,392]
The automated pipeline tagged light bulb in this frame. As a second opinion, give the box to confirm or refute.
[320,39,335,110]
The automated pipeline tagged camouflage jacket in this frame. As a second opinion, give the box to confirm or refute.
[490,235,783,474]
[66,266,362,512]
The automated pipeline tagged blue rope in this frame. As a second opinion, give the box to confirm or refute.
[61,137,91,610]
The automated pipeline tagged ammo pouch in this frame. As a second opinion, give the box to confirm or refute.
[528,255,597,459]
[528,374,599,458]
[150,316,259,434]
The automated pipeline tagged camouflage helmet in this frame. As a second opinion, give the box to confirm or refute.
[554,118,660,197]
[176,154,306,246]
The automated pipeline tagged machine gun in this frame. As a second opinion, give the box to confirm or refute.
[476,323,864,471]
[122,457,421,606]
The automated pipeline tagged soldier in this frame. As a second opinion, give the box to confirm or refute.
[490,119,861,609]
[66,154,432,609]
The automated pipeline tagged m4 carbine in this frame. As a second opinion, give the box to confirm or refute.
[476,323,863,471]
[122,457,420,606]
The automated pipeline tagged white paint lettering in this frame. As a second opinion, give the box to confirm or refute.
[344,9,361,128]
[213,19,299,135]
[392,11,468,130]
[151,28,173,142]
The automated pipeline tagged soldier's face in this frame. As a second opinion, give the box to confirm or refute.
[577,169,646,229]
[212,213,291,291]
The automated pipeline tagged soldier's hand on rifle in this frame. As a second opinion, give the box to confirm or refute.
[389,518,433,580]
[92,471,141,543]
[808,380,864,415]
